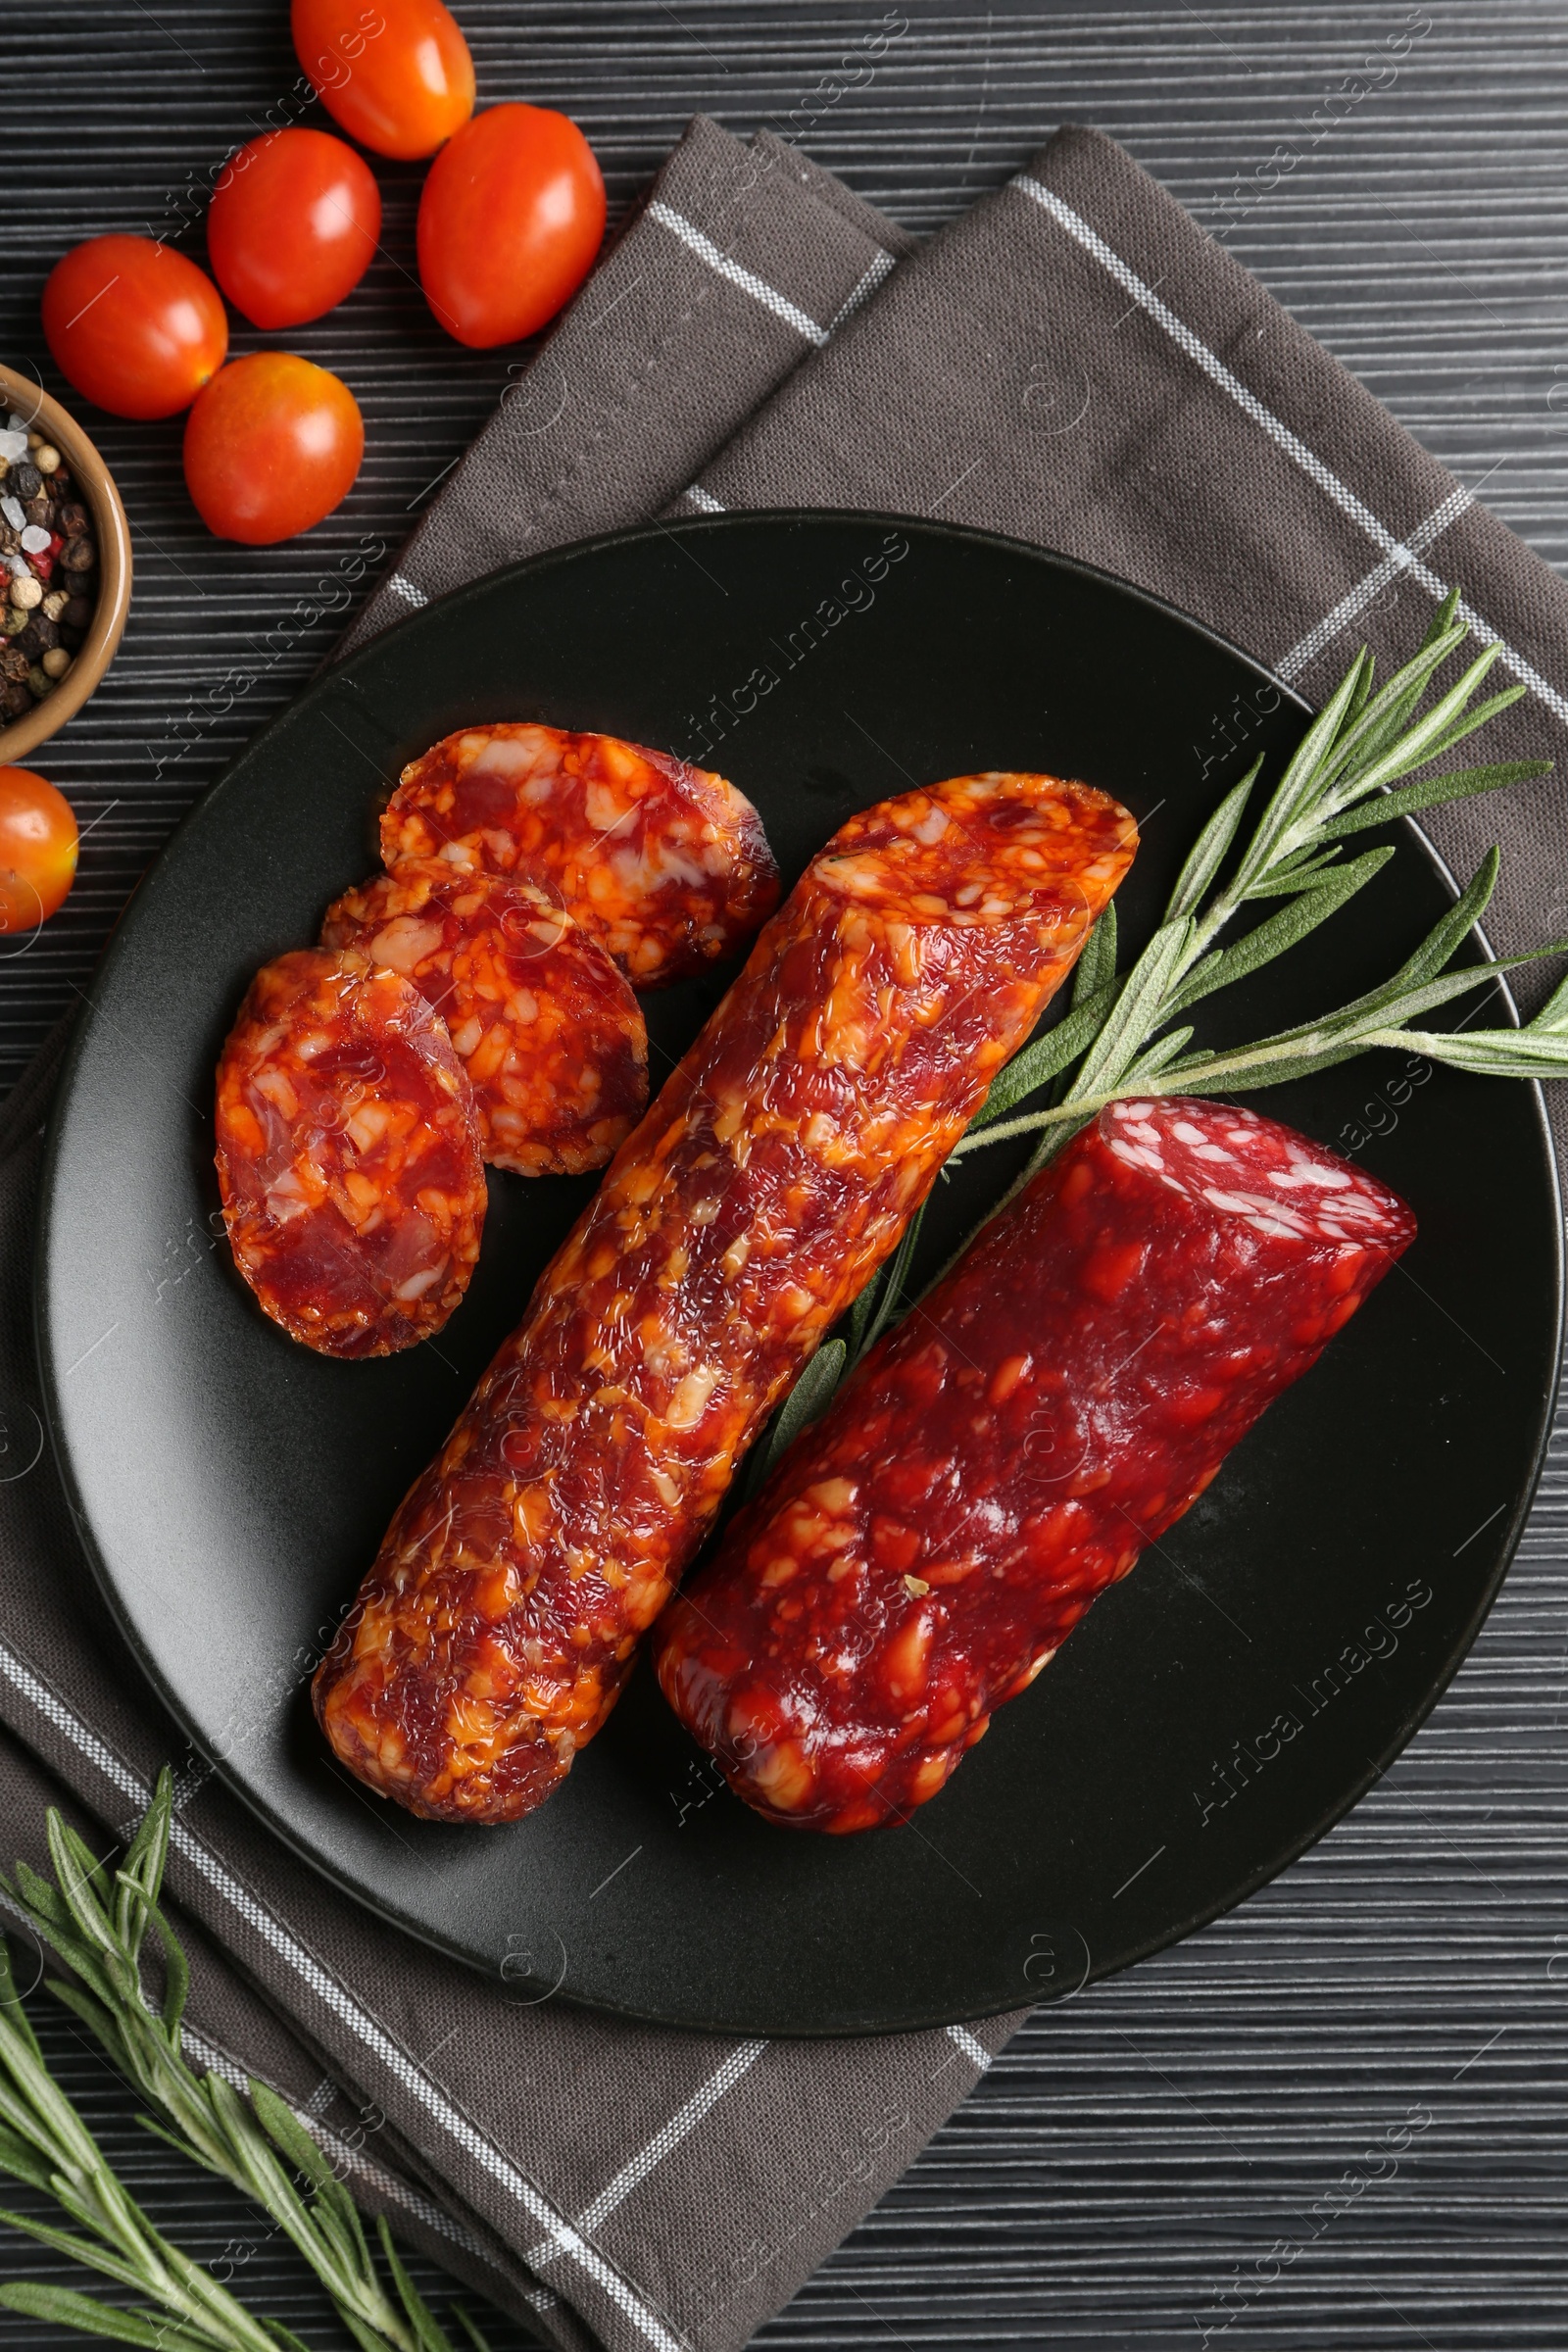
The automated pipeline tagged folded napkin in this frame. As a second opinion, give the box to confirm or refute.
[5,108,1568,2352]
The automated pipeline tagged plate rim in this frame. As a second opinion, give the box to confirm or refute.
[33,507,1566,2034]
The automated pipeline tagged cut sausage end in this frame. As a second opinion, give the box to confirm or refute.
[1099,1096,1417,1253]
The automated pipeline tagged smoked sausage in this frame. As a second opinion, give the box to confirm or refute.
[314,771,1137,1819]
[321,860,648,1177]
[655,1094,1416,1832]
[379,724,780,987]
[215,950,487,1358]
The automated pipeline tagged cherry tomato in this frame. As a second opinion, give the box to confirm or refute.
[207,129,381,330]
[183,354,364,545]
[0,767,77,933]
[41,236,227,421]
[417,105,605,348]
[292,0,474,162]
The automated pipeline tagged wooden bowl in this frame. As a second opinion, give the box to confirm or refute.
[0,361,132,766]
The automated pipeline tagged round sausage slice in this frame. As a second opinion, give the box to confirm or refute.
[215,949,486,1358]
[321,860,649,1177]
[378,723,780,988]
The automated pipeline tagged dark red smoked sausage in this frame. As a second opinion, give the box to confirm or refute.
[321,860,649,1176]
[314,771,1137,1821]
[655,1095,1415,1833]
[215,950,487,1358]
[379,724,780,988]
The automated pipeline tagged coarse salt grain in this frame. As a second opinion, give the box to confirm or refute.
[0,497,24,531]
[0,429,26,465]
[19,524,50,555]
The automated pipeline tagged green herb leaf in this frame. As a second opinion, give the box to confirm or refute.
[1072,902,1118,1002]
[1367,1023,1568,1077]
[970,984,1115,1127]
[0,2282,209,2350]
[0,2203,152,2290]
[747,1341,848,1496]
[1314,625,1463,794]
[377,2217,455,2352]
[1165,848,1394,1016]
[1070,919,1191,1101]
[852,1207,925,1369]
[113,1769,172,1965]
[1224,654,1370,894]
[1315,759,1548,840]
[1238,846,1348,897]
[1162,765,1258,920]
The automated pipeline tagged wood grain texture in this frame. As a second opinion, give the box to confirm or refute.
[4,2,1568,2345]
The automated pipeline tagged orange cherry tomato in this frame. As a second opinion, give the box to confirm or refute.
[416,105,606,348]
[0,767,77,933]
[183,354,365,545]
[41,236,227,421]
[207,128,381,330]
[291,0,474,162]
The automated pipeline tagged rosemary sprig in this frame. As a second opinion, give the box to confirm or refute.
[0,1930,287,2352]
[749,593,1555,1466]
[0,1774,487,2352]
[956,588,1550,1180]
[953,593,1559,1169]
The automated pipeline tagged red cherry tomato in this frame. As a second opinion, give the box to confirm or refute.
[0,767,77,933]
[417,105,606,348]
[291,0,474,162]
[207,128,381,330]
[183,354,365,545]
[41,236,227,421]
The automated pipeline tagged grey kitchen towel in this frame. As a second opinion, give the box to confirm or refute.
[340,112,914,657]
[5,98,1568,2352]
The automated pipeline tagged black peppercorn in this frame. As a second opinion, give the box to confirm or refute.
[23,496,50,531]
[62,594,93,630]
[60,537,96,573]
[15,615,59,659]
[11,463,42,503]
[1,678,30,717]
[0,648,27,683]
[58,502,89,537]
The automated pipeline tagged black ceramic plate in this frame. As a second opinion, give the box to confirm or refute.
[36,514,1562,2036]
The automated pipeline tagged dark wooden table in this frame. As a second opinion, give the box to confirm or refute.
[5,4,1568,2345]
